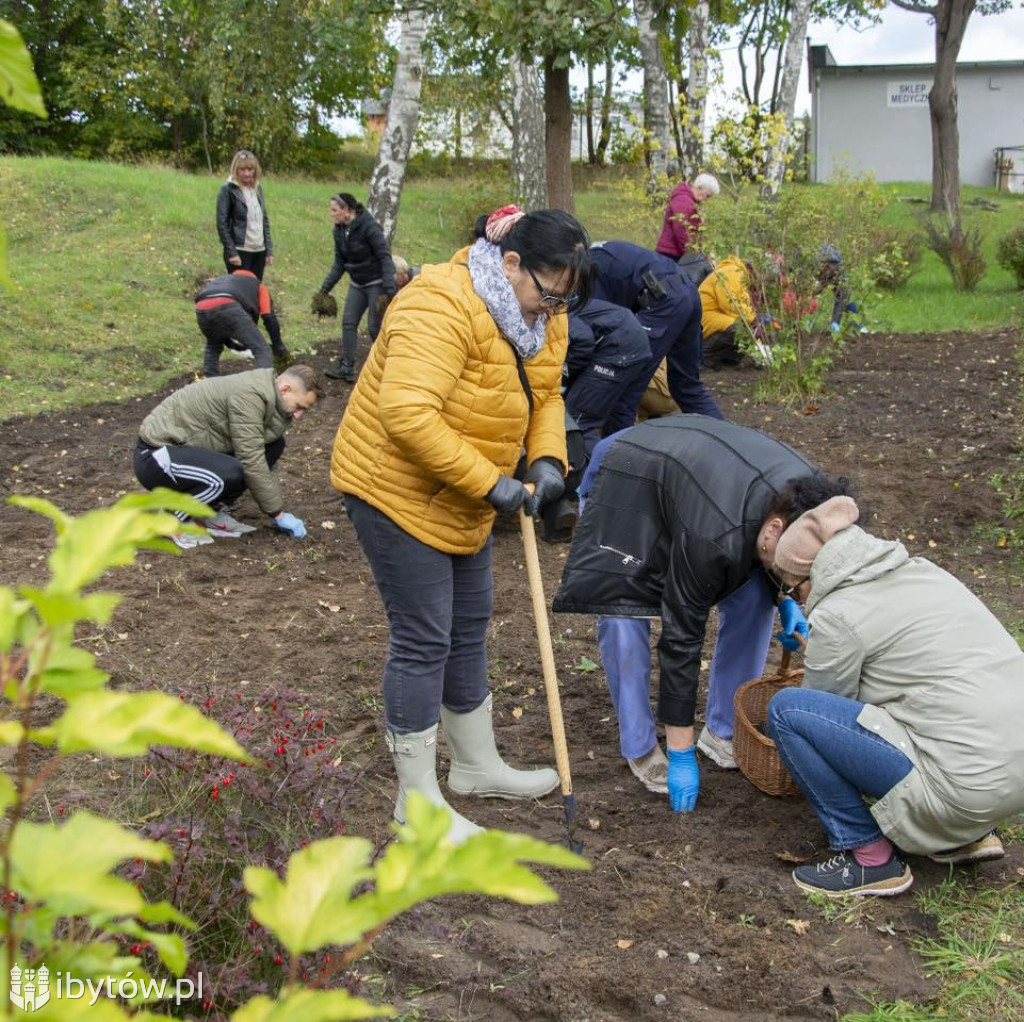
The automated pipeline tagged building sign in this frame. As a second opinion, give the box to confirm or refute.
[887,81,931,107]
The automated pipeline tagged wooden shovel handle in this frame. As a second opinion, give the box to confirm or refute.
[519,506,573,797]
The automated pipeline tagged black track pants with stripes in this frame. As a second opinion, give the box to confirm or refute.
[133,438,285,520]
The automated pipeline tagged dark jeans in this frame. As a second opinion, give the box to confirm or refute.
[767,687,914,850]
[224,249,267,280]
[197,304,272,376]
[340,282,384,364]
[133,437,285,520]
[344,494,492,733]
[702,324,743,369]
[604,276,722,434]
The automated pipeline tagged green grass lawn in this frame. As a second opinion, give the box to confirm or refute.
[0,157,1022,420]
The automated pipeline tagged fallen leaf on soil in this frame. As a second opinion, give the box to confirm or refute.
[588,818,601,831]
[785,919,811,936]
[321,520,336,530]
[511,706,524,718]
[928,539,937,548]
[802,403,819,416]
[616,939,633,950]
[317,600,341,613]
[774,849,813,864]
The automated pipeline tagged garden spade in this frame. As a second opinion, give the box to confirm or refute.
[519,504,583,854]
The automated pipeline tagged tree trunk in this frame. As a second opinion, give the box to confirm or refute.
[762,0,811,196]
[596,55,613,165]
[929,0,975,215]
[367,7,427,244]
[586,61,597,164]
[681,0,710,178]
[511,55,547,209]
[544,52,575,213]
[634,0,671,185]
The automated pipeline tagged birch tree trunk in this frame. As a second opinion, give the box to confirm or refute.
[762,0,811,196]
[681,0,710,177]
[596,55,613,165]
[634,0,671,186]
[367,7,427,244]
[511,55,547,209]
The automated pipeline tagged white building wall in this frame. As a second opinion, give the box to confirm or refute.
[812,63,1024,187]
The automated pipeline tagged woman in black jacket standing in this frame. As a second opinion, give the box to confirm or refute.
[317,193,397,382]
[216,150,273,279]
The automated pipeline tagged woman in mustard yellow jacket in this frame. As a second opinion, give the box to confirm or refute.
[330,206,591,842]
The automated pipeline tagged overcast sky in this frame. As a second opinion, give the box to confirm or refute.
[781,6,1024,116]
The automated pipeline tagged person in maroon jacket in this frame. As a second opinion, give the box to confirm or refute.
[655,173,720,260]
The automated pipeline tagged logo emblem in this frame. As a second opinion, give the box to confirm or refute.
[10,964,50,1011]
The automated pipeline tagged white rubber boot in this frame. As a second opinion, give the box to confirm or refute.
[386,725,482,844]
[442,694,560,799]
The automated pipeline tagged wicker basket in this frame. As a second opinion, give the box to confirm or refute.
[732,651,803,797]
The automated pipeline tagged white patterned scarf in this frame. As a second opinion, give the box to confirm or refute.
[467,238,547,362]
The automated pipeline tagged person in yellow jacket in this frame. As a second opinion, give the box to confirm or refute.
[330,205,592,842]
[699,255,758,370]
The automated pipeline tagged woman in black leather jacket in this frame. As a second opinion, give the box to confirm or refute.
[216,150,274,280]
[317,193,396,382]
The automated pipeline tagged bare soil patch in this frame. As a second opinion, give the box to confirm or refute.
[1,329,1021,1021]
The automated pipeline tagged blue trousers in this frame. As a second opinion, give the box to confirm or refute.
[768,687,914,850]
[344,495,492,733]
[604,277,722,434]
[598,574,776,758]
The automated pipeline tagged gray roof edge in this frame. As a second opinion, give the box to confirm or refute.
[816,59,1024,74]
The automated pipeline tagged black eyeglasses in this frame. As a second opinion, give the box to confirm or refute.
[524,264,577,311]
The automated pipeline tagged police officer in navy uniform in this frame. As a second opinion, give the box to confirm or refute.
[590,241,722,431]
[565,299,652,456]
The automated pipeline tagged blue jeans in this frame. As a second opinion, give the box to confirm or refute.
[767,687,914,850]
[597,574,776,758]
[344,495,492,733]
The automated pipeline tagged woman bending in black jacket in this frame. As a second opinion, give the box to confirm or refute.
[317,193,397,383]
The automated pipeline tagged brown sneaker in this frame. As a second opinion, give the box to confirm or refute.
[627,744,669,794]
[929,831,1005,866]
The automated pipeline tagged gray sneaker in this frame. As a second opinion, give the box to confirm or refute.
[171,531,215,550]
[697,726,737,769]
[200,511,257,538]
[627,744,669,794]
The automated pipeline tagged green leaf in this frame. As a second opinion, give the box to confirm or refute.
[54,691,248,760]
[19,587,121,628]
[9,495,210,594]
[0,770,15,813]
[10,811,171,919]
[231,990,392,1022]
[0,586,27,651]
[137,899,196,930]
[245,837,376,955]
[371,794,589,922]
[246,796,587,959]
[0,720,26,745]
[33,642,110,700]
[0,20,47,117]
[113,919,189,976]
[574,655,599,673]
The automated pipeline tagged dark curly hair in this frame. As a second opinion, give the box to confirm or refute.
[764,475,860,527]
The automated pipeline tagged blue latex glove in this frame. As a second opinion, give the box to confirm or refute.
[667,746,699,812]
[829,321,841,334]
[274,512,307,538]
[776,596,809,651]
